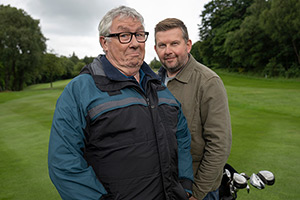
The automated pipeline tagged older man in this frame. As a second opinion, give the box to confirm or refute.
[48,6,193,200]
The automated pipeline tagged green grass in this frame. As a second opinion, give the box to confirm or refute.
[0,80,70,200]
[0,74,300,199]
[217,71,300,200]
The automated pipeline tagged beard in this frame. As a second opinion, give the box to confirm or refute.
[162,58,184,74]
[163,64,183,74]
[162,53,190,74]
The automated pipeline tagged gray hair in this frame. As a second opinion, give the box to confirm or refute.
[98,6,145,37]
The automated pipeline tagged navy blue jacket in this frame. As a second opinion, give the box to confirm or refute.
[48,55,193,200]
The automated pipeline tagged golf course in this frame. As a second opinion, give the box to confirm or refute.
[0,71,299,200]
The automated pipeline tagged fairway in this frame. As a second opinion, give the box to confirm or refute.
[0,74,299,200]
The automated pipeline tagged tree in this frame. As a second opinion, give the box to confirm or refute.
[72,61,86,77]
[82,56,95,65]
[69,52,80,65]
[0,5,46,91]
[191,41,203,63]
[149,57,161,70]
[260,0,300,69]
[198,0,253,68]
[224,0,274,73]
[195,0,300,77]
[60,56,75,79]
[41,53,64,88]
[0,61,4,91]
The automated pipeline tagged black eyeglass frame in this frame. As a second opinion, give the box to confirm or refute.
[105,31,149,44]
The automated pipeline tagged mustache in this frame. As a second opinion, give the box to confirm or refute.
[164,55,176,59]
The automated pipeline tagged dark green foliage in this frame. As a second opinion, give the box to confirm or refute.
[0,4,95,91]
[60,56,75,80]
[72,61,86,77]
[82,56,95,65]
[0,4,95,92]
[260,0,300,71]
[0,5,46,91]
[41,53,64,88]
[149,57,162,70]
[196,0,300,77]
[190,41,203,63]
[224,0,273,73]
[198,0,252,68]
[69,52,80,64]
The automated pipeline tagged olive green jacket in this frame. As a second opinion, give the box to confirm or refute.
[158,55,232,199]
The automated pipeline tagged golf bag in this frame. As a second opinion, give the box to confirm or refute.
[219,163,239,200]
[219,163,275,200]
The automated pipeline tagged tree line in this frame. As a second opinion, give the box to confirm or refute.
[1,0,300,91]
[190,0,300,77]
[0,5,95,91]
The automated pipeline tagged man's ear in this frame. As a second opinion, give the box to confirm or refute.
[186,39,192,53]
[100,36,108,51]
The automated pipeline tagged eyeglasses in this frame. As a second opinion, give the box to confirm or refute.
[105,31,149,44]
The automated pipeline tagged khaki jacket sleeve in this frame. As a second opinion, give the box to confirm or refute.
[193,76,232,199]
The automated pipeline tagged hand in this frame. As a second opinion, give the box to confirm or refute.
[189,196,197,200]
[186,192,197,200]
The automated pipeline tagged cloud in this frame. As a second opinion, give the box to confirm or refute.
[26,0,126,36]
[1,0,209,61]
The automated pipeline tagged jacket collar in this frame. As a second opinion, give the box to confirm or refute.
[81,54,159,80]
[101,55,159,81]
[80,54,161,92]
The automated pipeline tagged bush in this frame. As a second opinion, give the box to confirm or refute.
[263,57,285,77]
[285,63,300,78]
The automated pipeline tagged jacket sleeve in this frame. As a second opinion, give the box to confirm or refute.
[176,106,194,192]
[48,83,107,200]
[194,77,232,199]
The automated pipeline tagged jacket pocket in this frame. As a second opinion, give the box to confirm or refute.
[172,182,189,200]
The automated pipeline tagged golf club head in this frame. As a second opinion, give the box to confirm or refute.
[250,173,265,189]
[233,173,248,189]
[246,184,250,193]
[225,168,232,179]
[240,172,250,180]
[257,170,275,185]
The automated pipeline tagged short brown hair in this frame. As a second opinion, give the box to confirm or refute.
[154,18,189,43]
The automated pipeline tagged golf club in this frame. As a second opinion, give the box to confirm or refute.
[233,173,248,189]
[250,173,265,189]
[220,163,275,199]
[257,170,275,185]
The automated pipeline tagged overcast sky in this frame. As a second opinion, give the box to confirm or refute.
[2,0,210,63]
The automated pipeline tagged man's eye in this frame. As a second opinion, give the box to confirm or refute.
[120,33,130,38]
[136,32,144,37]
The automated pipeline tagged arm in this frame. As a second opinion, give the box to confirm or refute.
[48,84,107,200]
[176,106,194,194]
[195,77,232,198]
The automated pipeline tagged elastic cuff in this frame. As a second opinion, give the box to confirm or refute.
[180,178,193,192]
[185,189,193,197]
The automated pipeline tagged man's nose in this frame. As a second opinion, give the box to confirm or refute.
[164,45,172,54]
[129,35,140,46]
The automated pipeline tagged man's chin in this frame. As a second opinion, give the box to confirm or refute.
[164,64,176,70]
[164,64,182,73]
[127,60,143,68]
